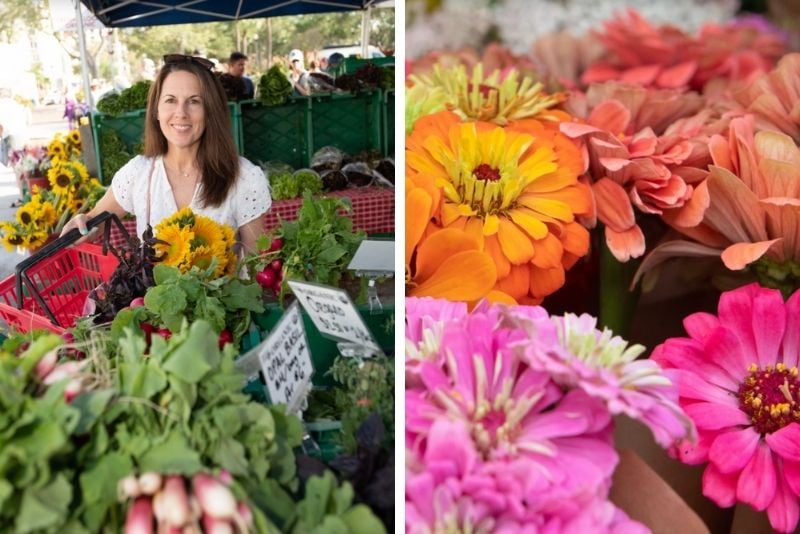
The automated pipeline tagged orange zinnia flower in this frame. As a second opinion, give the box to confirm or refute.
[407,110,592,304]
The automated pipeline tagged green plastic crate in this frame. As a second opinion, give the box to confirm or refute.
[251,301,394,388]
[336,56,395,76]
[304,419,343,463]
[240,97,311,169]
[92,102,243,184]
[383,90,394,157]
[309,90,382,159]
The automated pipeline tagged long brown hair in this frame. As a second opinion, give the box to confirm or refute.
[143,59,238,207]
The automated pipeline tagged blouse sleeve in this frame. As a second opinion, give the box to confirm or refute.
[110,155,149,214]
[233,158,272,228]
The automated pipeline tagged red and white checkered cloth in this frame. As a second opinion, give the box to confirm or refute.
[108,186,395,248]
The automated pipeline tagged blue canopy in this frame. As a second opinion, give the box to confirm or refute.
[79,0,387,28]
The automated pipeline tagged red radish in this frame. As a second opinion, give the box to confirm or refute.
[201,516,233,534]
[138,472,163,495]
[64,378,83,402]
[217,470,232,486]
[156,328,172,340]
[270,259,283,272]
[161,476,190,527]
[118,475,142,501]
[217,330,233,349]
[192,473,237,519]
[140,322,155,334]
[237,502,253,528]
[267,237,283,252]
[34,350,58,380]
[61,331,75,343]
[255,269,276,289]
[130,297,145,308]
[125,497,154,534]
[272,279,282,293]
[43,361,85,385]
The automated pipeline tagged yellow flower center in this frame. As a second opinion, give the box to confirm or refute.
[738,362,800,434]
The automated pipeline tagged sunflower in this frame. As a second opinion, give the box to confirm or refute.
[407,110,592,304]
[36,202,58,229]
[68,129,81,146]
[154,225,193,268]
[190,215,225,251]
[25,230,50,250]
[68,160,90,183]
[188,245,219,275]
[1,231,25,251]
[15,204,36,226]
[48,164,75,195]
[47,140,66,160]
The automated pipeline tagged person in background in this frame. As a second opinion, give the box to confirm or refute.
[61,53,271,254]
[288,49,310,96]
[227,52,254,99]
[63,91,77,130]
[326,52,345,76]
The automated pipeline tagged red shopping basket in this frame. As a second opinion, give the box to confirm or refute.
[0,212,128,334]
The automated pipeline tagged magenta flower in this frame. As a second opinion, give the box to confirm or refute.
[406,297,468,385]
[511,310,696,448]
[652,283,800,533]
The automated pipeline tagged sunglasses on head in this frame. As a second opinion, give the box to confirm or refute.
[163,54,214,71]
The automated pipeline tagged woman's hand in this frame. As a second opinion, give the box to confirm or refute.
[60,212,98,242]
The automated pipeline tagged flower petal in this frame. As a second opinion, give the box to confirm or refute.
[684,402,749,430]
[406,188,433,262]
[767,472,800,534]
[508,208,549,240]
[720,239,782,270]
[765,424,800,463]
[709,427,760,474]
[605,225,646,262]
[702,463,739,508]
[783,290,800,368]
[737,441,777,511]
[751,287,787,367]
[411,250,497,301]
[497,217,535,264]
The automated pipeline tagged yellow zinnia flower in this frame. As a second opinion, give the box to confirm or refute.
[154,225,193,268]
[408,63,566,129]
[407,110,592,304]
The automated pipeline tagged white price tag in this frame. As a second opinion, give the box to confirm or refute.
[258,302,314,407]
[287,280,382,355]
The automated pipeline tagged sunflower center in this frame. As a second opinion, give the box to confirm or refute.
[20,212,31,224]
[472,163,501,182]
[738,363,800,435]
[56,173,71,187]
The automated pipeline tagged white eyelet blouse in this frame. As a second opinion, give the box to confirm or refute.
[111,155,272,238]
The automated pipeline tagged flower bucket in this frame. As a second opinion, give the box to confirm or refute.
[25,175,50,193]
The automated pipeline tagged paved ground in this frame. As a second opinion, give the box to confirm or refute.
[0,104,70,279]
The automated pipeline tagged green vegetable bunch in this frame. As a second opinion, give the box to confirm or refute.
[270,169,323,200]
[112,263,265,347]
[327,356,395,453]
[99,130,132,185]
[96,81,152,116]
[248,192,365,302]
[259,65,293,107]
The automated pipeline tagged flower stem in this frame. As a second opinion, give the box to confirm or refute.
[599,236,641,339]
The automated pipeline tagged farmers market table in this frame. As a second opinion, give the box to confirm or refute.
[108,186,395,247]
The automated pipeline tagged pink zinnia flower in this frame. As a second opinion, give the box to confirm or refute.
[511,310,696,448]
[652,283,800,533]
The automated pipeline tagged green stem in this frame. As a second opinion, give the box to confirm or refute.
[599,237,641,339]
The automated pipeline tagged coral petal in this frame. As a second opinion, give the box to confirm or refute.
[605,225,646,262]
[720,239,782,270]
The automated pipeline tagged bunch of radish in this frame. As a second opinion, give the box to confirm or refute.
[32,348,87,403]
[120,471,253,534]
[255,237,283,294]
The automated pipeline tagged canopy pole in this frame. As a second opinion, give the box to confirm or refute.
[360,5,372,58]
[73,0,94,111]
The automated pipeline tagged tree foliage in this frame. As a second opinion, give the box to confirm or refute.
[0,0,46,42]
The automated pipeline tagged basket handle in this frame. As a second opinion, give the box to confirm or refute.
[13,212,130,321]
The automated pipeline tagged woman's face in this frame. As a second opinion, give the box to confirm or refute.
[157,70,205,150]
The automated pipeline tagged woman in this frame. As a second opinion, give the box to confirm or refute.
[61,54,270,253]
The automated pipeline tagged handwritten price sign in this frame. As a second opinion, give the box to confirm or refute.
[287,280,382,354]
[258,302,313,407]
